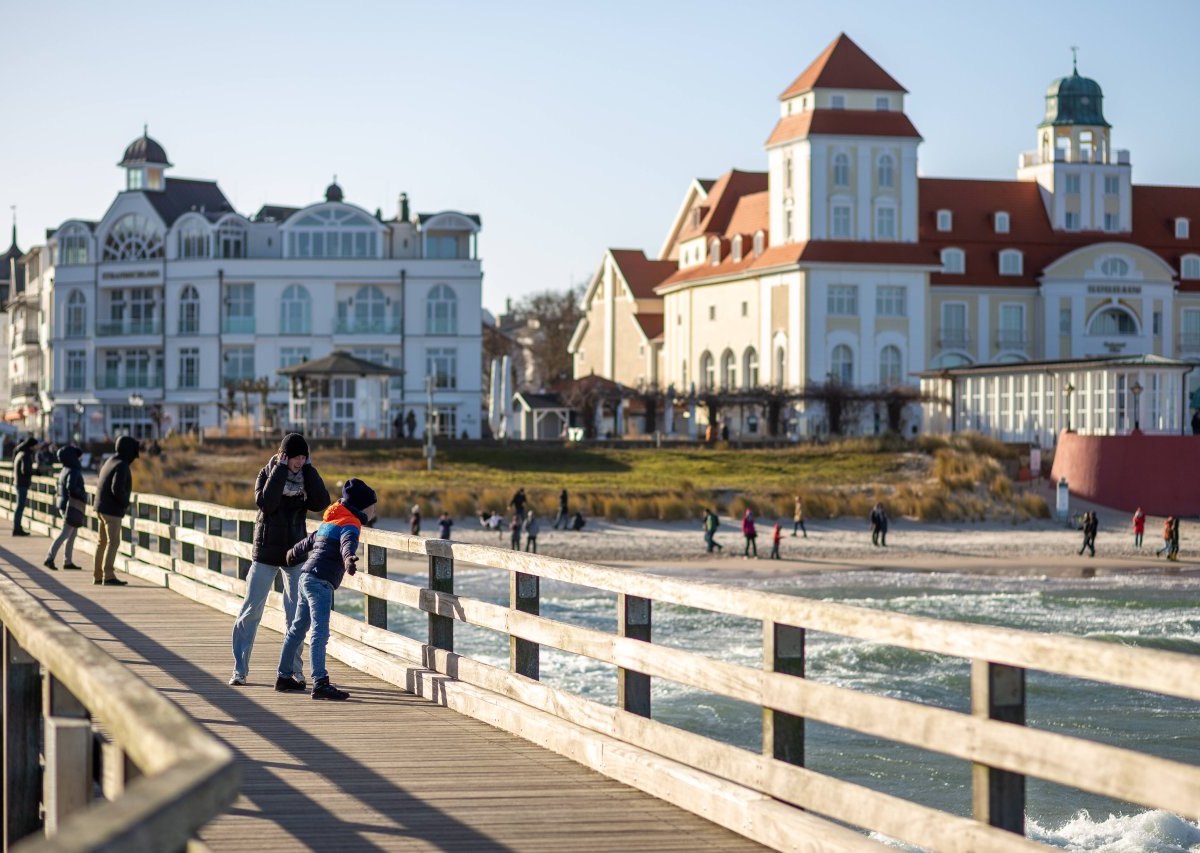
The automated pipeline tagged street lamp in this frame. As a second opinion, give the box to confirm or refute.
[1064,382,1075,432]
[128,393,144,438]
[1130,380,1143,433]
[73,402,84,444]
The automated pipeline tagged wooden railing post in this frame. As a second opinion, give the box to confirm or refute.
[180,510,195,565]
[43,674,92,835]
[366,544,387,629]
[617,594,651,717]
[237,518,254,580]
[428,549,454,651]
[972,660,1026,834]
[763,622,805,766]
[4,628,42,846]
[509,572,539,679]
[207,515,223,574]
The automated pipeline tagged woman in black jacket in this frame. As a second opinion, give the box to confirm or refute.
[44,445,87,570]
[229,434,330,687]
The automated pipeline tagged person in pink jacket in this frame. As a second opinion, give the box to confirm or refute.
[741,508,758,559]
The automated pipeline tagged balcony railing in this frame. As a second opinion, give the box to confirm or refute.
[97,319,161,337]
[994,330,1028,349]
[334,317,402,335]
[1018,148,1130,168]
[937,328,971,349]
[11,381,38,400]
[97,372,164,390]
[17,329,38,345]
[1178,333,1200,354]
[222,316,256,334]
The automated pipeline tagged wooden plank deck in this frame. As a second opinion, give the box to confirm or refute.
[0,535,767,852]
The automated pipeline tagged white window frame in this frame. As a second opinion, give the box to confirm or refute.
[940,248,965,274]
[280,284,312,335]
[1065,174,1081,194]
[877,154,894,188]
[1177,218,1190,239]
[878,345,902,386]
[830,344,854,385]
[426,347,459,390]
[1104,175,1120,196]
[832,153,850,188]
[830,94,845,110]
[1065,211,1081,231]
[936,209,952,232]
[994,211,1010,234]
[874,205,896,240]
[876,286,906,317]
[426,284,458,335]
[999,249,1023,276]
[1181,254,1200,279]
[831,203,852,239]
[827,284,859,317]
[875,96,889,112]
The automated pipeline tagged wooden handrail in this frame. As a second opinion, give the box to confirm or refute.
[1,465,1198,851]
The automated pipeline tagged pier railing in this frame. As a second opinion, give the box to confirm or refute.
[0,547,236,851]
[2,466,1199,852]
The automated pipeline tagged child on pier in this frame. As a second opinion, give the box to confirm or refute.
[277,478,378,701]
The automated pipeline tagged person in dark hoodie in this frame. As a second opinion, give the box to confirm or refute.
[92,435,139,586]
[11,437,37,536]
[229,434,330,688]
[276,478,377,701]
[44,446,87,570]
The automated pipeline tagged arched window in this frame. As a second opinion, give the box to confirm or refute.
[177,219,211,259]
[103,214,164,261]
[179,285,200,334]
[65,290,87,338]
[217,219,247,259]
[280,284,311,335]
[1183,255,1200,280]
[720,349,736,390]
[700,351,715,391]
[178,286,201,332]
[775,345,786,386]
[833,153,850,188]
[58,226,89,265]
[941,248,965,274]
[426,284,458,335]
[999,249,1023,276]
[742,347,759,389]
[877,154,894,188]
[879,345,902,386]
[1088,307,1139,336]
[354,285,387,330]
[831,344,854,385]
[931,352,973,369]
[287,207,380,258]
[1100,257,1130,277]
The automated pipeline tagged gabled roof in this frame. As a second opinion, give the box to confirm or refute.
[142,178,234,227]
[609,249,676,299]
[632,313,664,341]
[766,110,921,147]
[513,391,569,411]
[779,33,907,99]
[675,169,768,243]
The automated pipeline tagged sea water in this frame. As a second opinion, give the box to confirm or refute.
[336,568,1200,851]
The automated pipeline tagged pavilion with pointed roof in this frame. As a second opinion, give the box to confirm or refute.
[278,351,405,439]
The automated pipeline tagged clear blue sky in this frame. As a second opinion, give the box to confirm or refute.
[2,1,1197,312]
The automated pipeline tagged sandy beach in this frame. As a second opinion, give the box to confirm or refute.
[383,499,1199,579]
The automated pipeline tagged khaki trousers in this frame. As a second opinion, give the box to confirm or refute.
[93,513,123,583]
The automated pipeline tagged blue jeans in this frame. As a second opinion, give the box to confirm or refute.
[13,486,28,531]
[278,573,334,683]
[231,561,303,680]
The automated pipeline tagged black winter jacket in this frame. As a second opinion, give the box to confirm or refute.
[12,438,36,489]
[252,459,330,567]
[56,447,87,512]
[94,436,139,517]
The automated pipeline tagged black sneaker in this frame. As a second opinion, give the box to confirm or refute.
[102,578,128,586]
[63,563,82,571]
[43,558,57,571]
[274,676,307,692]
[12,529,29,537]
[311,679,349,701]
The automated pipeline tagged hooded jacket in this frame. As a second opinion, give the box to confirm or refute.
[285,501,364,590]
[56,446,86,512]
[94,436,140,517]
[13,438,37,489]
[252,457,330,566]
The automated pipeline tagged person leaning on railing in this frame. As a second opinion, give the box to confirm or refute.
[229,433,330,688]
[93,436,140,586]
[10,436,37,537]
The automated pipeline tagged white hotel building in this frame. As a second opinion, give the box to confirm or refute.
[7,131,484,440]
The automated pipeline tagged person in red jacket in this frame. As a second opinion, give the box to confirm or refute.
[1132,507,1146,549]
[770,520,782,560]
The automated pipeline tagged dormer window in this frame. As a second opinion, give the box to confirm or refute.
[875,96,889,111]
[710,238,721,266]
[731,235,743,263]
[995,212,1010,234]
[940,248,965,274]
[999,249,1024,276]
[1177,218,1190,239]
[936,210,953,232]
[1182,255,1200,279]
[753,231,765,257]
[830,94,845,110]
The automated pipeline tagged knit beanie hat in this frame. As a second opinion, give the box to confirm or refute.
[341,478,378,512]
[279,433,310,458]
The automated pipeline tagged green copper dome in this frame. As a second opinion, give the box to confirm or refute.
[1040,69,1109,128]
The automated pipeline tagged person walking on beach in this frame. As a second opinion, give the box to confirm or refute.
[11,437,37,536]
[792,495,808,538]
[1157,516,1175,557]
[511,487,527,519]
[870,503,888,547]
[1169,516,1181,561]
[1132,507,1146,549]
[437,511,454,540]
[409,504,421,536]
[229,434,330,688]
[510,513,522,550]
[1078,511,1097,557]
[44,445,87,571]
[770,520,782,560]
[93,436,140,586]
[702,508,723,553]
[553,489,569,529]
[741,508,758,558]
[524,511,540,553]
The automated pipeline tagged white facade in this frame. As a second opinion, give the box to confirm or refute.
[9,133,484,441]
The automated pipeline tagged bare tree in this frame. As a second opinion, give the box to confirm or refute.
[509,285,585,385]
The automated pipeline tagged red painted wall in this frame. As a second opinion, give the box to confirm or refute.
[1050,432,1200,516]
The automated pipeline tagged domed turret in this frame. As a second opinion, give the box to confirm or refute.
[1041,68,1109,128]
[118,126,171,192]
[325,177,344,203]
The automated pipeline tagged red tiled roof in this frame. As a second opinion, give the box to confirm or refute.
[633,313,664,341]
[676,169,768,242]
[766,110,921,146]
[725,192,769,237]
[608,249,677,299]
[779,33,907,99]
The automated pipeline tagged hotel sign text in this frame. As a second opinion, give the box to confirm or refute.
[1087,284,1141,295]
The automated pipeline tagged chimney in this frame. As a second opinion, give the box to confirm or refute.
[505,297,512,317]
[399,192,410,222]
